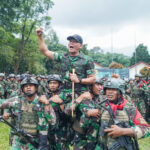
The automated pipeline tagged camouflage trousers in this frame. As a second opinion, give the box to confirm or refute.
[132,97,146,118]
[48,126,70,150]
[11,135,37,150]
[72,114,98,150]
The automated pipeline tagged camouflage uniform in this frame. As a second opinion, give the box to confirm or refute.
[0,94,56,150]
[96,97,150,150]
[95,78,150,150]
[64,78,106,150]
[54,52,95,102]
[54,52,95,148]
[131,79,147,117]
[48,93,69,150]
[46,75,70,150]
[6,79,18,98]
[0,73,6,99]
[0,76,56,150]
[0,84,5,99]
[65,95,101,150]
[144,84,150,122]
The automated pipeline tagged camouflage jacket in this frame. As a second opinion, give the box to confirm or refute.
[64,94,103,143]
[98,97,150,149]
[0,95,56,132]
[54,52,95,92]
[132,80,146,98]
[0,84,5,98]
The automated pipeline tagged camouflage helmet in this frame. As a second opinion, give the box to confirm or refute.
[9,74,15,78]
[0,73,4,77]
[47,74,62,83]
[16,74,20,78]
[103,78,125,94]
[135,74,142,78]
[21,76,38,90]
[96,76,103,85]
[129,78,134,81]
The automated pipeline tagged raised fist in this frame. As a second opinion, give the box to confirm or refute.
[36,27,43,37]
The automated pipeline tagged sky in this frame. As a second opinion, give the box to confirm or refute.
[48,0,150,56]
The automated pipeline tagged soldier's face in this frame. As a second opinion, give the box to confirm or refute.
[37,77,41,81]
[0,77,3,81]
[105,88,119,101]
[68,39,82,55]
[10,77,15,81]
[48,81,59,92]
[129,80,133,84]
[135,77,140,81]
[92,83,102,95]
[23,84,37,96]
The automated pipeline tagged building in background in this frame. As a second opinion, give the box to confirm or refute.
[94,61,150,79]
[129,61,150,78]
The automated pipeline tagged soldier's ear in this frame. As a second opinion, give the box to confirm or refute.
[79,43,83,49]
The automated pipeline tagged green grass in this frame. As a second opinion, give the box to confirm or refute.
[0,122,150,150]
[0,122,10,150]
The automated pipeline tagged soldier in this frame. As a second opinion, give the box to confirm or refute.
[39,74,66,150]
[6,74,18,98]
[36,75,47,95]
[0,73,6,99]
[0,82,5,99]
[132,74,147,118]
[126,78,134,97]
[145,81,150,123]
[64,77,105,150]
[36,28,96,147]
[0,76,56,150]
[95,78,150,149]
[36,28,96,100]
[0,73,5,86]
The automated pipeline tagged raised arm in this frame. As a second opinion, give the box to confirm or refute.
[36,27,54,60]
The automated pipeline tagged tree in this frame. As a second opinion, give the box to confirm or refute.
[0,0,22,31]
[0,27,17,73]
[0,0,54,74]
[130,44,150,66]
[80,44,89,55]
[90,46,103,53]
[140,67,150,77]
[109,62,124,69]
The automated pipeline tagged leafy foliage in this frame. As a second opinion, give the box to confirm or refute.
[130,44,150,66]
[109,62,124,69]
[140,67,150,77]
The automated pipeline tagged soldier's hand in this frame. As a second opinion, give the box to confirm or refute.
[3,112,9,120]
[80,92,92,100]
[36,27,43,37]
[69,73,80,83]
[87,109,100,118]
[104,125,124,138]
[39,95,49,105]
[49,95,63,104]
[126,89,130,93]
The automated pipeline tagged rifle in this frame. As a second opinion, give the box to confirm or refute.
[101,99,139,150]
[0,116,39,148]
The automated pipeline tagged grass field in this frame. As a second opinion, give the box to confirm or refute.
[0,122,150,150]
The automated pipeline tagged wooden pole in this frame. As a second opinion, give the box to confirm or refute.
[72,68,75,117]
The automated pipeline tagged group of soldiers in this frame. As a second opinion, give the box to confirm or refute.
[0,29,149,150]
[124,74,150,122]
